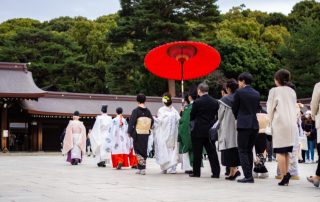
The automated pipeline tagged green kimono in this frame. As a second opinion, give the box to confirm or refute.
[178,103,194,164]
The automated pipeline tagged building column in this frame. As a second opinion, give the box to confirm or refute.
[1,105,8,152]
[168,80,176,97]
[37,121,43,151]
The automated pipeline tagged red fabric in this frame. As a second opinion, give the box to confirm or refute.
[129,149,138,167]
[144,41,221,80]
[111,154,129,168]
[119,114,123,127]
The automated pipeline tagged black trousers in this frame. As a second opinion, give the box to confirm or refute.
[255,133,267,154]
[316,143,320,176]
[191,136,220,177]
[237,129,258,178]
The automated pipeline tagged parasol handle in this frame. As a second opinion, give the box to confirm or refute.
[181,61,184,106]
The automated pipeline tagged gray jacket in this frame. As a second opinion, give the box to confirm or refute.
[218,94,238,151]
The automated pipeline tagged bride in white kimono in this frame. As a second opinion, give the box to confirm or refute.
[154,93,180,174]
[90,105,113,167]
[62,111,86,165]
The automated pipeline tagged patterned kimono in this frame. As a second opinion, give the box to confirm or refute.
[62,120,86,165]
[111,115,131,168]
[90,114,113,165]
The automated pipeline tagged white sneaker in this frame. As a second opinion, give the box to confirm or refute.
[135,170,141,174]
[253,172,259,178]
[259,172,269,179]
[140,169,146,175]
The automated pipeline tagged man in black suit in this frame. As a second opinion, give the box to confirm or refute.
[189,82,220,178]
[232,72,260,183]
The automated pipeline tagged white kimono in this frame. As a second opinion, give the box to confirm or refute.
[111,115,130,155]
[90,114,113,164]
[154,106,180,171]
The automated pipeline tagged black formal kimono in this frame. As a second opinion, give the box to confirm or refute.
[128,107,154,170]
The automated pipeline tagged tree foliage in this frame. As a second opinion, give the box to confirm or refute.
[0,0,319,99]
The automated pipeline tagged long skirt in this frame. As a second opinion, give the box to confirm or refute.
[111,154,129,168]
[129,149,138,167]
[133,134,149,170]
[180,152,193,171]
[221,147,240,167]
[66,134,82,164]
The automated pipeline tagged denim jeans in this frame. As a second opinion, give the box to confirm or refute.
[306,140,315,161]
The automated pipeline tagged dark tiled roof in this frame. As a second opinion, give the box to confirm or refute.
[22,91,182,117]
[0,62,45,99]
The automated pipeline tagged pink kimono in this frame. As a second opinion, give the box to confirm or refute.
[62,120,86,164]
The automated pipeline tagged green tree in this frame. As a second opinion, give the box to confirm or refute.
[108,0,220,96]
[279,18,320,98]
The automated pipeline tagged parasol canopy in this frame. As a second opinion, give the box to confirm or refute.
[144,41,221,81]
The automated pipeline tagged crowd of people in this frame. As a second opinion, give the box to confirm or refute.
[61,69,320,188]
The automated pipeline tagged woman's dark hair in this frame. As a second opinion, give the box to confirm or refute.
[136,93,146,103]
[162,92,172,107]
[274,69,292,86]
[101,105,108,113]
[226,79,238,93]
[73,111,80,116]
[188,88,198,100]
[221,86,228,95]
[238,72,253,85]
[116,107,123,115]
[184,94,190,105]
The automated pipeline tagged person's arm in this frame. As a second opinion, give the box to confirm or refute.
[128,109,138,136]
[311,83,320,120]
[267,88,277,122]
[217,103,225,123]
[148,109,154,128]
[232,91,240,119]
[190,101,198,121]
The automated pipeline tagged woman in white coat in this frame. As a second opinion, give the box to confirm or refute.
[267,69,297,186]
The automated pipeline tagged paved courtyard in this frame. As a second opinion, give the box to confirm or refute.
[0,153,319,202]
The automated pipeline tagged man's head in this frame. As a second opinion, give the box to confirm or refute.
[238,72,253,88]
[101,105,108,113]
[73,111,80,120]
[197,82,209,96]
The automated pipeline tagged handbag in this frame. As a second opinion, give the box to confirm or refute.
[209,120,220,142]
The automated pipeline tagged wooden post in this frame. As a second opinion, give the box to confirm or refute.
[37,121,43,151]
[1,105,8,152]
[168,80,176,97]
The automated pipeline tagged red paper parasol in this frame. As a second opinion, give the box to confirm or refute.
[144,41,221,103]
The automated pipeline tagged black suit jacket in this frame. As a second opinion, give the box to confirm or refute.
[232,86,260,129]
[190,94,219,138]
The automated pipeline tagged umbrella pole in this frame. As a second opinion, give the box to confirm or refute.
[181,61,184,106]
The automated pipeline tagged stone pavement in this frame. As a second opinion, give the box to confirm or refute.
[0,153,319,202]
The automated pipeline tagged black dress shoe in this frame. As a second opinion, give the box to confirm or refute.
[189,174,200,178]
[185,171,193,174]
[237,177,254,183]
[211,175,220,178]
